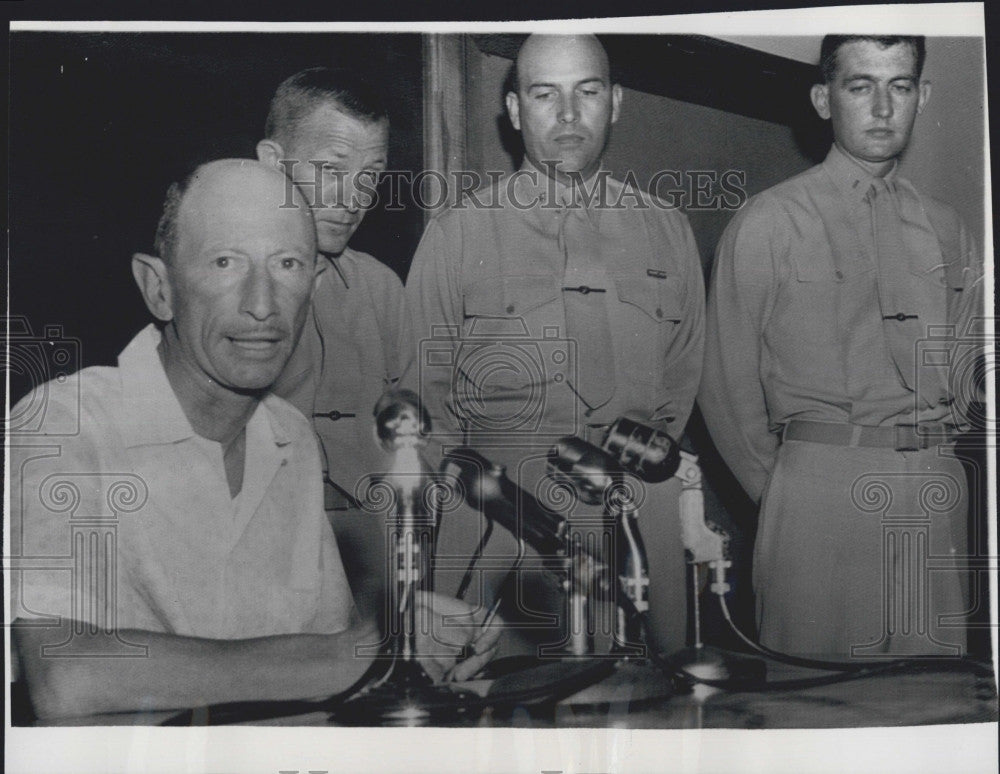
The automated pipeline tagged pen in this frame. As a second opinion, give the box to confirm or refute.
[459,594,504,663]
[478,594,504,634]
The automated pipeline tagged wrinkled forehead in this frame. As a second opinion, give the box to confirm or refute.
[290,101,389,154]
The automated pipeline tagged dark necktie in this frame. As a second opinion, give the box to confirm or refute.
[557,194,615,410]
[868,178,918,390]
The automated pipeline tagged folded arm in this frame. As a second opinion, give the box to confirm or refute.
[13,617,379,721]
[14,588,501,722]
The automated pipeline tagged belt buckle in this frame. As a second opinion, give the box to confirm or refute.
[894,424,922,452]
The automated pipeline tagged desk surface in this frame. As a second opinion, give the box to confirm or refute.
[37,656,998,729]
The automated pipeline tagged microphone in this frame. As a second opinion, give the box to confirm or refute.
[546,436,620,507]
[441,448,568,557]
[373,389,434,521]
[374,389,431,452]
[546,435,650,657]
[601,416,680,483]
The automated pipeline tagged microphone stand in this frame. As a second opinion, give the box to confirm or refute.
[331,396,481,726]
[668,451,746,688]
[539,436,680,708]
[611,497,650,659]
[545,436,647,660]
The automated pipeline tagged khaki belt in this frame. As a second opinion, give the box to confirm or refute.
[781,419,963,451]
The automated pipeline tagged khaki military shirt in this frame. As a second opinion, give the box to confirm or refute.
[405,167,705,459]
[700,145,983,502]
[274,247,410,504]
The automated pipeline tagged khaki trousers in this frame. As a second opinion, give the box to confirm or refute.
[755,439,969,658]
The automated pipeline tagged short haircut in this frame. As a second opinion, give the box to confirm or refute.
[264,67,388,149]
[153,171,196,265]
[819,35,926,83]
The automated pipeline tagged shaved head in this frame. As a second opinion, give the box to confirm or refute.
[507,34,620,183]
[515,34,611,92]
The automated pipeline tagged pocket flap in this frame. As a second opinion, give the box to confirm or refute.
[613,274,682,323]
[464,275,560,317]
[792,234,873,283]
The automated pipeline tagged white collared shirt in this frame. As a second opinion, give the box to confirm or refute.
[9,325,354,641]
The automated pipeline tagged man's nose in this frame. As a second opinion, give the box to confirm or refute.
[872,86,894,118]
[336,173,362,214]
[241,264,278,321]
[557,93,580,124]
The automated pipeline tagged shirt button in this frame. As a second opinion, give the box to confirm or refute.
[835,270,844,280]
[655,308,664,318]
[506,304,515,314]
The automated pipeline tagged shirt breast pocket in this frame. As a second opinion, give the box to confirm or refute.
[791,236,874,284]
[460,275,562,391]
[463,276,561,321]
[612,274,683,386]
[786,239,875,348]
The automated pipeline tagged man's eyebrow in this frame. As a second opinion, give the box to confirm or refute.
[526,76,607,90]
[315,150,349,161]
[841,73,917,83]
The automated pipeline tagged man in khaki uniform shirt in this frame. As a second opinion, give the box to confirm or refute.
[406,35,704,655]
[257,68,410,613]
[700,36,983,658]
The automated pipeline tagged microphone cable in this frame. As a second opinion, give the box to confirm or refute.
[615,564,984,693]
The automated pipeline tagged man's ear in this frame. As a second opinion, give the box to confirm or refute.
[611,83,622,124]
[810,83,831,120]
[505,91,521,131]
[917,79,931,114]
[131,253,173,322]
[256,138,285,167]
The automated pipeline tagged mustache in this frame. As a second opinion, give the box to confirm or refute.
[226,328,289,340]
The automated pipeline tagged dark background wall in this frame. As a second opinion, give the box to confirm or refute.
[9,32,425,389]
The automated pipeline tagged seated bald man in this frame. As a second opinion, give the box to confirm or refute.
[8,160,498,722]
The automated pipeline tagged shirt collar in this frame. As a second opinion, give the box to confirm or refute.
[823,143,900,205]
[323,247,353,290]
[118,324,292,450]
[512,159,606,229]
